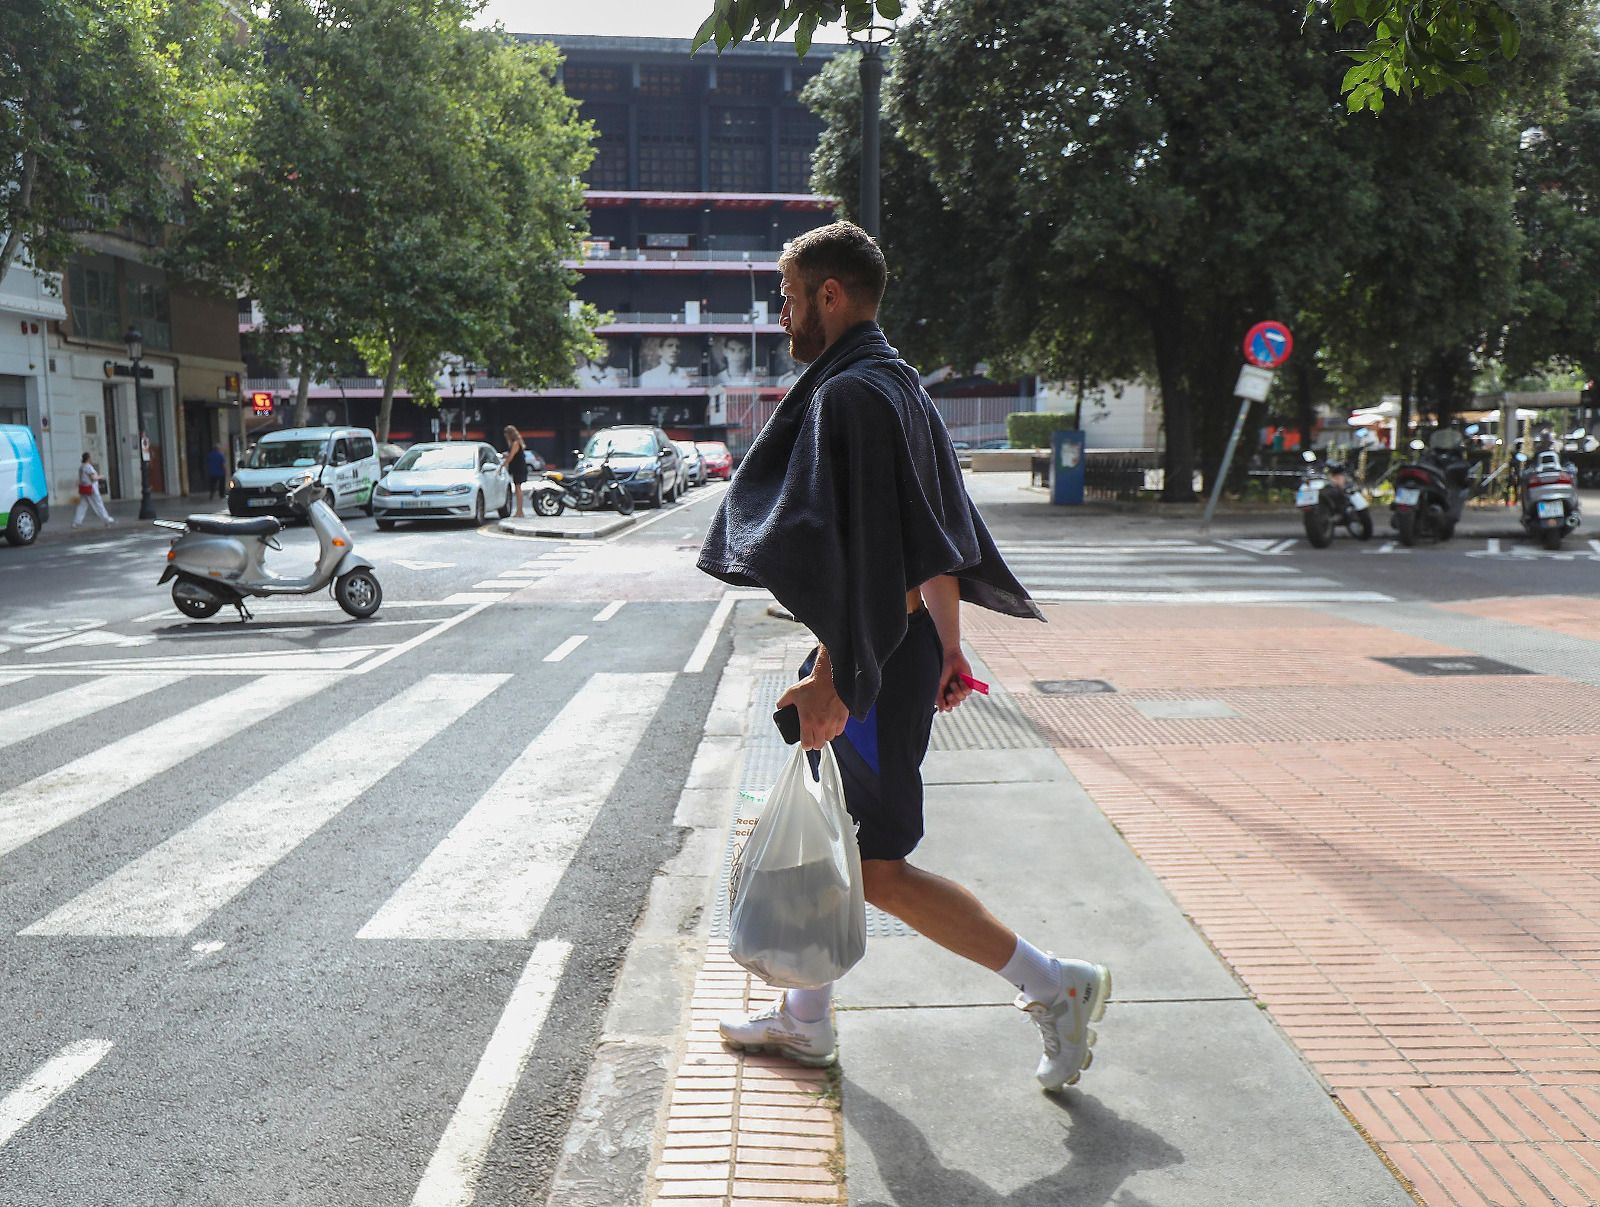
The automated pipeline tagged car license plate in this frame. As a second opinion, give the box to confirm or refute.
[1295,487,1319,507]
[1396,487,1421,506]
[248,498,273,508]
[1539,500,1565,519]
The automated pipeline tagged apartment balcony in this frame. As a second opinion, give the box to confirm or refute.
[598,311,783,334]
[247,374,795,400]
[566,246,781,273]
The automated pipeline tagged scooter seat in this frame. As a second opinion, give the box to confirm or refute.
[186,514,283,536]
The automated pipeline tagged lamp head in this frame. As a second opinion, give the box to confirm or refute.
[124,327,143,362]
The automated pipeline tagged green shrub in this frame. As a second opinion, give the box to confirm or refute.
[1005,412,1078,449]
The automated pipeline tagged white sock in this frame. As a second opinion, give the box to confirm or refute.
[999,937,1064,1003]
[784,984,833,1024]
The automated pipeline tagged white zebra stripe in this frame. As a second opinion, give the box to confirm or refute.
[0,674,184,753]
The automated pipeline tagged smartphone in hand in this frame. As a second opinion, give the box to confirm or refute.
[773,704,801,745]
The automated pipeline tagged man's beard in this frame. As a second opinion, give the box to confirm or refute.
[787,304,826,364]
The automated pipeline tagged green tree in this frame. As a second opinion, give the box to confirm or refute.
[690,0,1524,112]
[0,0,239,278]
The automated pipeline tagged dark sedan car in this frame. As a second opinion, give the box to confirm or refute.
[579,425,685,508]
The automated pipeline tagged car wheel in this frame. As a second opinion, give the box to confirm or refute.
[649,479,663,509]
[376,518,396,531]
[4,501,39,546]
[473,492,485,525]
[499,487,513,519]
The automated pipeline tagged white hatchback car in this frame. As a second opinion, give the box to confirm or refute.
[373,441,513,528]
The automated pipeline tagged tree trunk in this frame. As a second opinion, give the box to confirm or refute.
[1151,301,1196,502]
[1072,369,1085,432]
[0,149,38,282]
[1398,367,1413,448]
[377,341,405,445]
[292,357,312,429]
[1294,357,1315,450]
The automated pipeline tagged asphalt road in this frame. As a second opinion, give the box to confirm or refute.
[1,473,1593,1206]
[0,483,735,1206]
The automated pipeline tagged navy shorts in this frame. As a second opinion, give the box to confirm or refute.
[800,608,943,862]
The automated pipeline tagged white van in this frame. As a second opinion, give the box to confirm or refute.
[1,424,50,545]
[229,427,381,518]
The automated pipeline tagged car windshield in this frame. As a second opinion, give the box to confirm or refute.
[585,430,657,458]
[394,446,477,471]
[245,439,324,469]
[674,442,697,456]
[696,442,729,456]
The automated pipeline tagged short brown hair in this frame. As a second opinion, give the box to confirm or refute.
[778,221,887,308]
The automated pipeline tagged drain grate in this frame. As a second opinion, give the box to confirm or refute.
[1374,655,1533,677]
[1034,679,1118,696]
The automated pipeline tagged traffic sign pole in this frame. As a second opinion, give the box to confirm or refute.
[1202,395,1255,533]
[1203,327,1291,532]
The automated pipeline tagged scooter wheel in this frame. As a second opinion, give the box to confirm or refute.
[335,569,382,618]
[614,489,636,516]
[1540,527,1565,551]
[1351,511,1374,541]
[532,491,563,517]
[173,587,222,619]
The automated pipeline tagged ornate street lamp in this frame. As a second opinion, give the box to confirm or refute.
[125,326,155,519]
[447,363,478,440]
[847,21,896,238]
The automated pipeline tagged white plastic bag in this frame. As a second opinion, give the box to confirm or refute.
[728,742,866,988]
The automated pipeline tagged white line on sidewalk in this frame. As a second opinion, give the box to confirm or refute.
[592,600,625,623]
[23,674,507,937]
[543,635,587,663]
[1031,589,1394,604]
[0,1039,114,1150]
[358,673,674,939]
[409,940,571,1207]
[0,676,326,862]
[0,674,183,753]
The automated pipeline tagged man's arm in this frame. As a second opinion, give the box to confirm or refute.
[922,574,974,713]
[775,642,851,751]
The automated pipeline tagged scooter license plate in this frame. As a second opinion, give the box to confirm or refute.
[1538,500,1565,519]
[1349,492,1369,511]
[1295,487,1319,507]
[247,498,273,508]
[1396,487,1421,507]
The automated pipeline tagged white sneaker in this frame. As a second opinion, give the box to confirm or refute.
[1018,959,1111,1092]
[719,993,837,1067]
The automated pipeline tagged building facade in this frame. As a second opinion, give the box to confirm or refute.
[1,233,245,507]
[246,34,840,463]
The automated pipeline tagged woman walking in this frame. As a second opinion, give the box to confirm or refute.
[73,452,115,528]
[501,425,528,519]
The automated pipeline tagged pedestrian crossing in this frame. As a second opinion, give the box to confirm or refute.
[996,539,1394,604]
[0,667,670,943]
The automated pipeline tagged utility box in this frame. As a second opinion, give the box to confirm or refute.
[1050,429,1086,506]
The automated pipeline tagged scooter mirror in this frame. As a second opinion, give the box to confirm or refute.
[1465,424,1480,436]
[1301,450,1317,463]
[1515,452,1529,462]
[1409,439,1426,451]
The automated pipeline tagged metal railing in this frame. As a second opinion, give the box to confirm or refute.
[578,247,780,262]
[1084,450,1164,500]
[598,312,775,326]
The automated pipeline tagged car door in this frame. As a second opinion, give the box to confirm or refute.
[479,444,501,499]
[328,436,355,507]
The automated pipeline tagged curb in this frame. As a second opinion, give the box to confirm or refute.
[495,514,635,540]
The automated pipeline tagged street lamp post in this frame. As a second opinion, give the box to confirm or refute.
[447,363,477,440]
[125,326,155,519]
[848,22,896,238]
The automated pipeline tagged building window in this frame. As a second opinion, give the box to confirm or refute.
[0,375,27,426]
[125,276,172,351]
[638,66,690,97]
[565,64,625,96]
[779,107,823,192]
[638,103,697,190]
[583,102,629,188]
[710,106,769,192]
[68,261,121,344]
[713,67,772,98]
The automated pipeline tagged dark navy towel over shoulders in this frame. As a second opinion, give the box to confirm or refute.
[697,320,1042,719]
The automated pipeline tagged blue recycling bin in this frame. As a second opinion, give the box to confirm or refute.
[1050,430,1086,506]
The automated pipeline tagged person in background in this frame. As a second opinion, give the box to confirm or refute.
[501,425,528,519]
[73,452,115,528]
[206,444,228,499]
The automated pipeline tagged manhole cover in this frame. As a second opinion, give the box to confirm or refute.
[1374,655,1533,677]
[1034,679,1117,695]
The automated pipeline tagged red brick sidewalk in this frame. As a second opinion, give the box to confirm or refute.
[969,601,1600,1207]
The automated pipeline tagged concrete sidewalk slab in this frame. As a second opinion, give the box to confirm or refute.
[841,998,1412,1207]
[496,512,634,539]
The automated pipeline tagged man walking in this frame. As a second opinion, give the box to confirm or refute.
[698,222,1111,1092]
[206,444,228,499]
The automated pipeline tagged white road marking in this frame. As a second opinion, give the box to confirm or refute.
[0,676,326,861]
[409,940,571,1206]
[1589,539,1600,556]
[23,674,507,937]
[473,579,532,591]
[0,674,183,753]
[542,635,587,663]
[594,481,728,543]
[395,560,455,570]
[358,674,674,940]
[537,550,582,561]
[25,629,156,653]
[132,600,471,622]
[592,601,625,622]
[358,600,498,676]
[440,592,509,605]
[0,1039,115,1150]
[684,592,739,674]
[1031,589,1394,604]
[14,648,381,675]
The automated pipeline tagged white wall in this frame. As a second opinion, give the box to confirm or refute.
[1038,379,1161,450]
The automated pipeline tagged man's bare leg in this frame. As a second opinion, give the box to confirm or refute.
[860,858,1015,970]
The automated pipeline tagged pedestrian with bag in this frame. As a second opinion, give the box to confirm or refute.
[72,452,115,528]
[501,425,528,519]
[699,222,1111,1092]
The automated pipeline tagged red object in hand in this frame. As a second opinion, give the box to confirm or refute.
[957,672,990,695]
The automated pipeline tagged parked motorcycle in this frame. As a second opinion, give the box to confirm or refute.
[1296,450,1373,546]
[1517,449,1582,550]
[1390,429,1484,546]
[528,449,635,517]
[154,473,381,621]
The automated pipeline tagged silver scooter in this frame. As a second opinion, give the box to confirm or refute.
[155,474,382,621]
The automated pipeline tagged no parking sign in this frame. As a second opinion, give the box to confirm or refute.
[1243,321,1293,369]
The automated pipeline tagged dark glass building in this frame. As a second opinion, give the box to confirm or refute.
[245,34,841,464]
